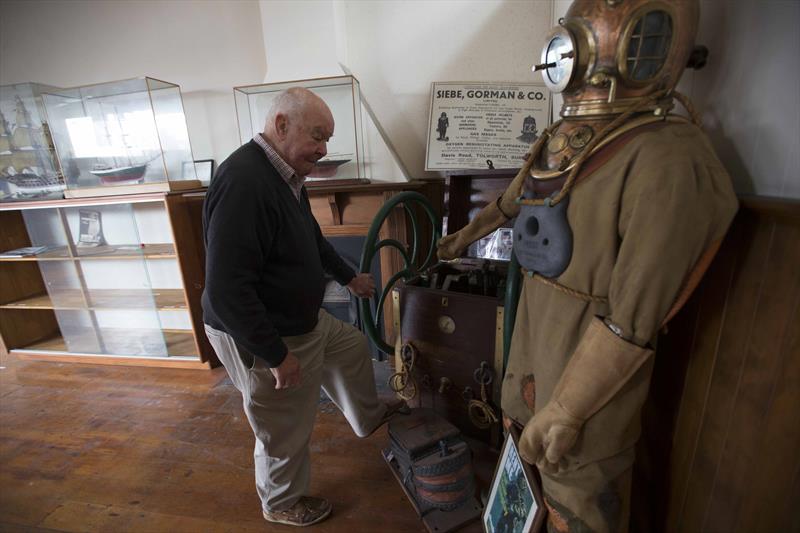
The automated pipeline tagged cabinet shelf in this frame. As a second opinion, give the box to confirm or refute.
[0,289,188,311]
[9,329,206,369]
[14,329,197,357]
[0,243,176,262]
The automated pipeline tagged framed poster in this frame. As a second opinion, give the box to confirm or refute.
[483,425,547,532]
[425,82,549,171]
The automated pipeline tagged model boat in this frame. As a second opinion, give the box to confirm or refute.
[307,157,351,178]
[2,172,64,195]
[90,162,148,185]
[0,101,64,201]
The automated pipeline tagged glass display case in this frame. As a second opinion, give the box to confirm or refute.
[0,192,214,368]
[0,82,65,203]
[42,77,200,199]
[234,75,367,183]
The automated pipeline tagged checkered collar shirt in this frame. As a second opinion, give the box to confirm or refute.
[253,134,304,201]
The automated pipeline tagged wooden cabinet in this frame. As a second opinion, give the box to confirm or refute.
[0,191,215,368]
[395,283,504,444]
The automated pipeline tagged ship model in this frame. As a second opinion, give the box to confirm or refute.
[306,153,352,179]
[90,161,148,185]
[87,103,153,186]
[0,95,65,201]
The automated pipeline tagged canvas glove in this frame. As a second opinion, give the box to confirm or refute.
[437,198,511,259]
[519,317,654,474]
[437,159,530,260]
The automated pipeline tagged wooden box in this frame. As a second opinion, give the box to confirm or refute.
[394,265,505,445]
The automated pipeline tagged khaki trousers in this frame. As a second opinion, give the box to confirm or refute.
[204,309,386,511]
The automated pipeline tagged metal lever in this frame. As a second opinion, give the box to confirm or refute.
[533,61,557,72]
[533,51,574,71]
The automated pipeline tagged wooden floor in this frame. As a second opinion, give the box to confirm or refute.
[0,351,488,532]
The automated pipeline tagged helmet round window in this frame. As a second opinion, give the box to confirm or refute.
[626,10,673,81]
[545,34,572,84]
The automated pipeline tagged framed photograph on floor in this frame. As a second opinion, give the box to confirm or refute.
[483,424,546,532]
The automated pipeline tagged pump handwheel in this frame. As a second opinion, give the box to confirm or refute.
[358,192,441,355]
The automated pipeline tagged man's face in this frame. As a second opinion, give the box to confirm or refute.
[276,105,334,177]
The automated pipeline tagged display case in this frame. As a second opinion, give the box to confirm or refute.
[0,191,215,368]
[42,77,200,199]
[234,75,367,183]
[0,83,65,203]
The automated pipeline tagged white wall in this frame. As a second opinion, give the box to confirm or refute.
[682,0,799,198]
[258,0,343,82]
[0,0,267,171]
[339,0,552,179]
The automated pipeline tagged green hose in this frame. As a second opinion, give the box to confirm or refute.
[358,191,441,355]
[359,190,522,368]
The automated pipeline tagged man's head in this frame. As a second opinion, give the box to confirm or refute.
[262,87,334,177]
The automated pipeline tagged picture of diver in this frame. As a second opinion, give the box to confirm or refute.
[516,115,538,143]
[436,112,449,141]
[496,480,525,532]
[484,435,537,533]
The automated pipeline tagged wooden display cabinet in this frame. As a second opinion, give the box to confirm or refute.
[0,191,215,368]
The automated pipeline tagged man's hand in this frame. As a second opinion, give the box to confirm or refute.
[270,352,301,389]
[518,400,582,474]
[347,273,376,298]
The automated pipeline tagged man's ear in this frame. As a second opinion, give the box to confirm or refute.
[275,113,289,138]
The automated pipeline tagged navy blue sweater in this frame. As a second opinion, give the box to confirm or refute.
[201,140,356,367]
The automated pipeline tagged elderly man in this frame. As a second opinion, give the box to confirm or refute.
[202,87,406,527]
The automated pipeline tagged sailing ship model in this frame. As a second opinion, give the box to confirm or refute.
[90,159,149,185]
[0,93,65,202]
[87,101,154,186]
[307,153,352,178]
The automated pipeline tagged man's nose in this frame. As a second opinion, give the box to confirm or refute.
[318,142,327,158]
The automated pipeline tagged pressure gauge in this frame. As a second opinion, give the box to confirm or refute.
[535,26,577,93]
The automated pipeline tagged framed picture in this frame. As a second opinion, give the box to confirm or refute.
[77,209,105,246]
[183,159,215,181]
[425,81,550,171]
[483,425,546,533]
